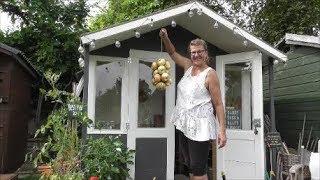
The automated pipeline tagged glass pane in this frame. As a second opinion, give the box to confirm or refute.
[225,62,252,130]
[95,61,124,129]
[138,61,166,128]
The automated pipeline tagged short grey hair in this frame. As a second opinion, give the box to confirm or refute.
[188,38,208,52]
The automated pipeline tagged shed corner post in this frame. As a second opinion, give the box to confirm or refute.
[82,44,90,141]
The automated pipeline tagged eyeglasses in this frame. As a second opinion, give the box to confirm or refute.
[190,49,206,56]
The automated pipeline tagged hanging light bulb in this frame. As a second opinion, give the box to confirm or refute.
[78,57,84,68]
[197,8,203,15]
[78,44,84,54]
[149,18,154,27]
[243,40,248,47]
[188,9,194,17]
[115,41,121,48]
[233,27,239,35]
[89,40,95,49]
[213,21,219,29]
[273,59,279,65]
[135,31,141,38]
[171,20,177,27]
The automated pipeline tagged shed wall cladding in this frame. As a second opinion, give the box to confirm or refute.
[0,53,32,173]
[263,46,320,149]
[91,25,226,73]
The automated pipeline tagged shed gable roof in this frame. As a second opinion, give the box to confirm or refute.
[0,43,40,79]
[81,1,287,62]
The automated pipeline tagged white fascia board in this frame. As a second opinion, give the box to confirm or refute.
[199,2,287,62]
[285,33,320,48]
[81,3,193,44]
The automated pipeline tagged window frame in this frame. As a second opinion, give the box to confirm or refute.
[87,55,129,134]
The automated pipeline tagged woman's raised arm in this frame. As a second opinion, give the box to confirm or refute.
[159,28,192,71]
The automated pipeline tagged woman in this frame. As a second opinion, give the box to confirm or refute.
[159,28,227,180]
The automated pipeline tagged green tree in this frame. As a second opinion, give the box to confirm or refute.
[88,0,232,31]
[0,0,89,87]
[89,0,320,45]
[253,0,320,44]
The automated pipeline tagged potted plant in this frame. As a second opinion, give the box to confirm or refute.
[82,136,135,180]
[89,176,99,180]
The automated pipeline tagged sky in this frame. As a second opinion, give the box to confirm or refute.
[0,0,108,32]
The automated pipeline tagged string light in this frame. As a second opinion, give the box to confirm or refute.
[89,40,95,49]
[135,31,141,38]
[197,8,203,15]
[115,41,121,48]
[78,57,84,68]
[243,40,248,47]
[78,45,84,54]
[171,20,177,27]
[213,20,219,29]
[233,27,239,35]
[273,59,279,65]
[188,9,194,17]
[149,18,154,27]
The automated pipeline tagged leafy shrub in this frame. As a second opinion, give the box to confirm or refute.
[82,136,135,180]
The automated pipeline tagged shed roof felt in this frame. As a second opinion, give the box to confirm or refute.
[276,33,320,49]
[0,43,41,79]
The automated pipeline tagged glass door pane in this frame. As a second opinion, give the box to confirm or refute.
[225,62,252,130]
[95,61,124,129]
[138,61,166,128]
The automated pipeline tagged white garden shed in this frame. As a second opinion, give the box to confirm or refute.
[79,1,287,179]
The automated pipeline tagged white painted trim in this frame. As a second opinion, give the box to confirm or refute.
[87,57,96,130]
[275,33,320,48]
[251,51,265,178]
[86,55,129,135]
[81,1,287,62]
[215,54,225,180]
[81,3,191,44]
[75,76,84,97]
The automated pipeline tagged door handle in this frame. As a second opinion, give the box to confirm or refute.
[253,118,261,135]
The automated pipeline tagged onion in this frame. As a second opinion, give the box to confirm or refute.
[157,65,166,74]
[165,61,171,69]
[151,62,158,70]
[157,58,166,66]
[153,70,159,76]
[161,73,169,81]
[154,74,161,82]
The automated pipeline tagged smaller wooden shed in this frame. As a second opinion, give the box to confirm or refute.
[264,33,320,150]
[0,43,43,173]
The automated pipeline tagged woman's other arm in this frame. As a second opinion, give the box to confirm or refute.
[207,69,227,148]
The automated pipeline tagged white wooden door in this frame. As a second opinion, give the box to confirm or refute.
[127,49,175,180]
[216,51,265,180]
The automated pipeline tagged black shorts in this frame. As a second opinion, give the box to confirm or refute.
[178,130,210,176]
